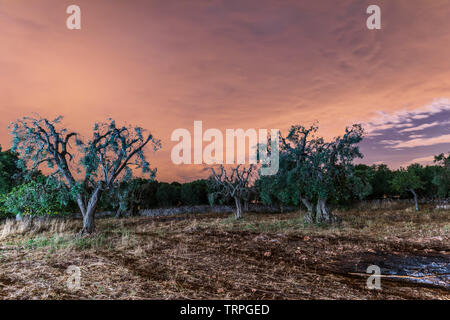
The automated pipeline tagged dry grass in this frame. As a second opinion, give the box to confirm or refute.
[0,218,79,240]
[0,207,448,300]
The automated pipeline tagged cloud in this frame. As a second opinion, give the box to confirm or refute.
[388,134,450,149]
[411,114,429,120]
[360,99,450,169]
[409,134,424,139]
[365,99,450,134]
[399,121,441,133]
[380,139,403,145]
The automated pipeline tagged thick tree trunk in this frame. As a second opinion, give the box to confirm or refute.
[79,187,102,235]
[315,199,324,222]
[316,198,329,223]
[234,197,243,220]
[82,209,96,234]
[315,198,339,224]
[301,197,315,223]
[410,189,419,211]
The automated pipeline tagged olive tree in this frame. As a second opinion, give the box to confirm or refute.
[258,125,317,211]
[210,164,255,219]
[10,116,161,234]
[391,165,424,211]
[304,124,365,223]
[110,178,149,218]
[258,123,365,224]
[433,153,450,198]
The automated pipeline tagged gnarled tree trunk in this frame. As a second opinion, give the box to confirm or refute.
[301,197,315,223]
[315,198,340,224]
[315,198,330,223]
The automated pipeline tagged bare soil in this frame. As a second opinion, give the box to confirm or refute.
[0,207,448,300]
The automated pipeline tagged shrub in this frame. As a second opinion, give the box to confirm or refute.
[1,177,72,217]
[156,182,181,207]
[180,180,208,206]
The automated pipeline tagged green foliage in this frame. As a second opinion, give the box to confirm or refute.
[364,164,396,199]
[433,153,450,198]
[257,123,366,210]
[139,180,159,208]
[103,179,211,211]
[340,165,373,203]
[1,177,72,217]
[413,163,439,198]
[180,180,208,206]
[257,165,300,207]
[391,165,424,195]
[354,161,446,200]
[156,182,181,207]
[0,145,22,195]
[107,178,156,214]
[77,119,160,185]
[4,114,449,223]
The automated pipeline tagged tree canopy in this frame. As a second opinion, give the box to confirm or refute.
[258,123,366,224]
[10,116,161,233]
[0,145,22,195]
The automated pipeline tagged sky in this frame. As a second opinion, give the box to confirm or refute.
[0,0,449,182]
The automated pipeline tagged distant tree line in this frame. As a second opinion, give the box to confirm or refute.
[1,144,448,219]
[0,160,212,217]
[258,155,449,214]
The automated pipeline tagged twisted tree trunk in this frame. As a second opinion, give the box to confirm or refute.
[315,198,340,224]
[315,198,330,223]
[301,197,315,223]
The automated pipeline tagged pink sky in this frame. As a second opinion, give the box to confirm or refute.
[1,0,449,181]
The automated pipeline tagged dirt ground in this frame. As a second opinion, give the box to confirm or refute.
[0,206,449,300]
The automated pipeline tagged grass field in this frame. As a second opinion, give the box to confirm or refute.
[0,206,449,300]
